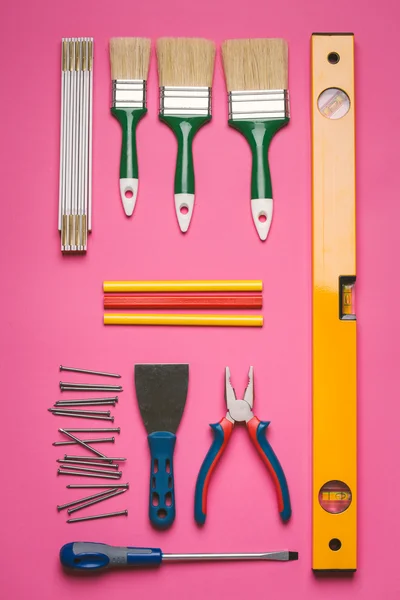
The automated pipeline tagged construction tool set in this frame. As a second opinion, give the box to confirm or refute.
[55,33,358,576]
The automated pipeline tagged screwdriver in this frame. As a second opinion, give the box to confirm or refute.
[60,542,298,571]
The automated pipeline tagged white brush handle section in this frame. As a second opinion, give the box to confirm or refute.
[251,198,273,241]
[120,178,139,217]
[174,193,194,233]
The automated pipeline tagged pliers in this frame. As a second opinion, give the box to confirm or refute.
[194,366,291,524]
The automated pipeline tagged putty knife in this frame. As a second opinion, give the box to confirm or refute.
[134,363,189,529]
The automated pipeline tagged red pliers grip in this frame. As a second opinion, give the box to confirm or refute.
[194,417,233,525]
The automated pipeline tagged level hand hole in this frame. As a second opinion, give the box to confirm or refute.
[327,52,340,64]
[180,204,189,215]
[157,509,167,519]
[168,476,172,489]
[125,189,133,199]
[165,492,172,507]
[153,459,158,473]
[152,492,159,507]
[258,212,267,223]
[329,538,342,551]
[152,477,156,489]
[166,459,171,473]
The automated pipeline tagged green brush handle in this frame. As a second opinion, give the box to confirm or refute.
[111,107,147,216]
[112,107,147,179]
[159,116,211,195]
[229,119,289,199]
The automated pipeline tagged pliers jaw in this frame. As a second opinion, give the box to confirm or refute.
[224,366,254,424]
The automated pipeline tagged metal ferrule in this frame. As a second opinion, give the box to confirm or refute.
[228,89,289,120]
[160,86,211,117]
[112,80,146,109]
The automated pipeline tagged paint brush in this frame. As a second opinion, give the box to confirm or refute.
[221,38,289,241]
[156,37,216,232]
[110,38,151,216]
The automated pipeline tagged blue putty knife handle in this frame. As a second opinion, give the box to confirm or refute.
[60,542,162,571]
[148,431,176,529]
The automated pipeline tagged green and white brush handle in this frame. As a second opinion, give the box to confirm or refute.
[159,86,211,233]
[228,89,290,241]
[111,80,147,217]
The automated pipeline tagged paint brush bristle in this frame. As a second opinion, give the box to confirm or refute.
[110,38,151,81]
[222,38,288,91]
[156,37,216,87]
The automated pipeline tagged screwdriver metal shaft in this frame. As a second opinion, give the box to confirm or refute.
[162,551,297,562]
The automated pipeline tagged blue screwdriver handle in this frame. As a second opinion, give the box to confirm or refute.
[60,542,162,571]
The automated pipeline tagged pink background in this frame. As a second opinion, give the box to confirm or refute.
[1,0,399,598]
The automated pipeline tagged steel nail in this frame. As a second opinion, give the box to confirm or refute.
[54,401,116,407]
[49,408,111,416]
[60,391,121,395]
[67,488,127,514]
[60,382,122,390]
[55,397,118,404]
[57,489,119,511]
[64,455,126,462]
[67,509,128,523]
[60,365,121,378]
[59,465,122,476]
[59,429,107,458]
[58,459,119,469]
[63,428,120,433]
[66,483,129,489]
[53,437,115,446]
[53,412,114,421]
[57,469,120,480]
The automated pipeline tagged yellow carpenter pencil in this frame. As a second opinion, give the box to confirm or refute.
[103,280,263,293]
[103,313,263,327]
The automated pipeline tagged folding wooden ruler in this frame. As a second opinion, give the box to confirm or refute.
[311,33,357,572]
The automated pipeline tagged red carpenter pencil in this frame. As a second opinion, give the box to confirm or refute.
[104,293,262,310]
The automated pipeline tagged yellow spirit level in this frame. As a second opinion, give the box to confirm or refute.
[311,33,357,572]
